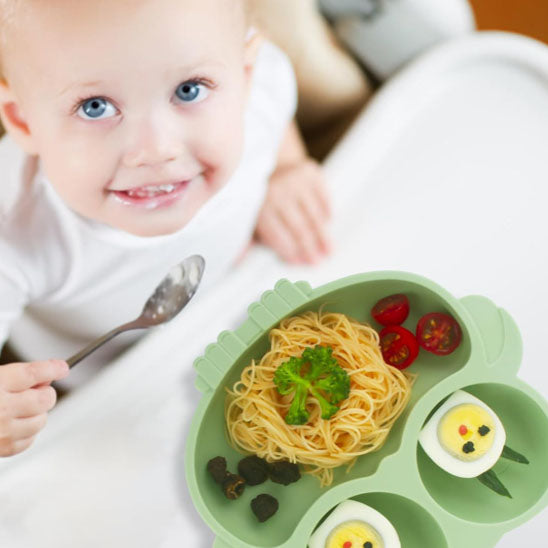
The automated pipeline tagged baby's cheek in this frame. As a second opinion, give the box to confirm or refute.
[194,108,246,188]
[39,137,113,209]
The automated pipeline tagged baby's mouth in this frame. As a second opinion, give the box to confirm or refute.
[111,180,192,209]
[124,183,180,198]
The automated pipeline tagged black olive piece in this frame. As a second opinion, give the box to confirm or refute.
[269,460,301,486]
[238,456,270,486]
[462,441,476,454]
[478,425,491,436]
[364,543,373,548]
[222,473,246,500]
[251,494,279,522]
[207,456,228,484]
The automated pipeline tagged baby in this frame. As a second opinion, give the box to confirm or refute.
[0,0,331,456]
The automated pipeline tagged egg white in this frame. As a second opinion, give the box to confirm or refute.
[419,390,506,478]
[309,500,401,548]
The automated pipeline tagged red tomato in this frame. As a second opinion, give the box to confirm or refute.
[379,325,419,369]
[416,312,462,355]
[371,294,410,326]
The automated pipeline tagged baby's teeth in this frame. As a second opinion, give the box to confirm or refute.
[126,183,177,198]
[158,184,175,192]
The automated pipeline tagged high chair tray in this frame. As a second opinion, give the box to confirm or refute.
[1,31,547,548]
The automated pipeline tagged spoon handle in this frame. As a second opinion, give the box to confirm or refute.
[66,319,145,368]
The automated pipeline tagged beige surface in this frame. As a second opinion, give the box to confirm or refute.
[248,0,371,159]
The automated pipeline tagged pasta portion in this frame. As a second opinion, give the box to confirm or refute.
[226,310,414,486]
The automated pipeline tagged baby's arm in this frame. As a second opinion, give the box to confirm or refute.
[0,254,69,456]
[0,359,69,456]
[254,120,331,264]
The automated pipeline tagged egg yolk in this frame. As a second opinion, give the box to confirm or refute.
[326,520,383,548]
[438,404,495,461]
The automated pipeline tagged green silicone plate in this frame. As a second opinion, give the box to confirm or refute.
[184,271,548,548]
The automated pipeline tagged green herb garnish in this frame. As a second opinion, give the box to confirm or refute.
[475,445,529,497]
[501,445,530,464]
[477,469,512,498]
[273,346,350,425]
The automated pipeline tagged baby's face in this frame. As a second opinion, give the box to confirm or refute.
[1,0,254,236]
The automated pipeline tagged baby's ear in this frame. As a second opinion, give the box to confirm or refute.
[243,29,263,90]
[0,80,37,155]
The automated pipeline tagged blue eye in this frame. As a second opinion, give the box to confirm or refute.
[77,97,117,120]
[175,81,209,103]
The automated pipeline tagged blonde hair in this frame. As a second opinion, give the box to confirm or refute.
[0,0,22,38]
[0,0,24,81]
[0,0,248,67]
[0,0,19,135]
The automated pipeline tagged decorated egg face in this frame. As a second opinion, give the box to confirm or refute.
[438,403,495,461]
[326,520,382,548]
[309,501,401,548]
[419,391,506,478]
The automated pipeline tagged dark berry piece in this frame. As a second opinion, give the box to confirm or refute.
[207,456,228,484]
[269,460,301,485]
[238,456,269,486]
[251,494,279,522]
[222,473,246,500]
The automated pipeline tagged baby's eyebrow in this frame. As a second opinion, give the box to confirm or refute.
[57,61,227,98]
[58,80,104,98]
[169,60,228,77]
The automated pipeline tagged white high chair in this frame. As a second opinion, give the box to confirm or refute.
[320,0,476,79]
[1,26,547,548]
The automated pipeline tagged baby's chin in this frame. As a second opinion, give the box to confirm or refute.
[104,199,204,237]
[112,217,191,237]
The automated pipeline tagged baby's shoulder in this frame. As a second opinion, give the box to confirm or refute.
[255,39,295,85]
[250,39,298,122]
[0,137,71,298]
[0,135,39,223]
[0,136,61,261]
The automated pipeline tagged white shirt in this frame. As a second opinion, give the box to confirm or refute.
[0,41,297,385]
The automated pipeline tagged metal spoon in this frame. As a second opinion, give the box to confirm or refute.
[66,255,205,368]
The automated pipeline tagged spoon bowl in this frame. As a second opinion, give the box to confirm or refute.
[66,255,205,368]
[142,256,205,325]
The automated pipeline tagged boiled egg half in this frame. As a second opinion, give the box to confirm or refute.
[419,390,506,478]
[308,500,400,548]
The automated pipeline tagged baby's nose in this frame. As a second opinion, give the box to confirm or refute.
[122,117,184,168]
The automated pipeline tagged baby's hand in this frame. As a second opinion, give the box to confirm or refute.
[0,360,69,457]
[255,159,332,264]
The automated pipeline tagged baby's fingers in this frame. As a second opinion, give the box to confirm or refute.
[256,209,300,263]
[278,203,324,264]
[10,414,48,440]
[0,435,35,457]
[1,360,69,392]
[298,193,332,256]
[307,162,332,220]
[296,159,331,220]
[8,386,58,418]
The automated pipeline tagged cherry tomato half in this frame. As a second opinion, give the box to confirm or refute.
[379,325,419,370]
[416,312,462,355]
[371,294,410,326]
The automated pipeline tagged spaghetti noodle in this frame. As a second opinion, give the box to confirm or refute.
[225,310,414,486]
